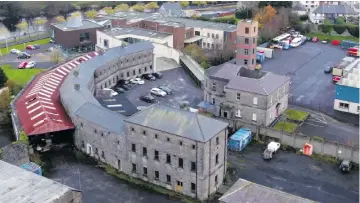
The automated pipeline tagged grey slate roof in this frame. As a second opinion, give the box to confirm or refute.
[219,178,316,203]
[125,104,228,142]
[0,160,80,203]
[293,2,307,11]
[60,42,154,134]
[313,5,357,15]
[205,63,241,82]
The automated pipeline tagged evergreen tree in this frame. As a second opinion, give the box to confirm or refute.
[0,68,8,88]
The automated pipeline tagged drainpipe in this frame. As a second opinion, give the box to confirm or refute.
[195,141,198,199]
[223,129,227,184]
[208,139,212,199]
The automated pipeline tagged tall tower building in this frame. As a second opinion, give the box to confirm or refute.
[236,20,258,70]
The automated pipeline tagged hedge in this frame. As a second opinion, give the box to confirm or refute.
[347,25,359,38]
[319,24,332,34]
[333,24,347,34]
[319,24,359,38]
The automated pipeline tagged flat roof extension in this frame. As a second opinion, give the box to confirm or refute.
[102,27,173,40]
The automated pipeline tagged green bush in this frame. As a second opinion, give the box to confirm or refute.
[235,8,252,19]
[335,17,345,25]
[319,24,333,34]
[333,24,347,34]
[347,25,359,38]
[299,14,308,21]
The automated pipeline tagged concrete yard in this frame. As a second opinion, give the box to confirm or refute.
[228,143,359,203]
[261,42,359,125]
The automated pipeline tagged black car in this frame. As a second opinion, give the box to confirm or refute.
[152,72,163,79]
[120,84,131,91]
[114,87,125,93]
[158,86,172,95]
[324,66,333,73]
[33,44,40,49]
[17,52,31,59]
[141,73,156,81]
[140,95,156,103]
[339,160,352,173]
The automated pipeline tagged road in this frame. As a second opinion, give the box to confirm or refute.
[228,143,359,203]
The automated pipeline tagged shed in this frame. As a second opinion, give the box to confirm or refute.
[228,128,252,152]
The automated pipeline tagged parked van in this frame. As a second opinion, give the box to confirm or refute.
[341,40,359,49]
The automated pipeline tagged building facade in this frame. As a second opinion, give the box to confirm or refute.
[236,20,258,70]
[310,4,357,24]
[203,63,290,127]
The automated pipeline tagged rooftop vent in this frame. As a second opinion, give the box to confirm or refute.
[74,84,80,90]
[66,15,83,28]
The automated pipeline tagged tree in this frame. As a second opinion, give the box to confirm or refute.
[0,88,11,111]
[347,25,359,38]
[44,2,74,17]
[102,6,114,15]
[182,44,207,64]
[85,9,98,19]
[335,17,345,25]
[333,24,347,34]
[0,68,8,88]
[299,14,308,21]
[71,11,82,17]
[145,2,159,10]
[54,15,66,23]
[324,19,332,25]
[114,3,129,12]
[200,61,211,69]
[258,1,292,8]
[319,24,332,34]
[50,49,64,64]
[235,8,253,19]
[253,5,277,28]
[180,1,190,7]
[15,21,29,36]
[5,80,22,95]
[131,3,145,12]
[33,18,47,33]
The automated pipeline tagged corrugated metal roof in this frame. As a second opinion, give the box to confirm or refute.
[219,178,316,203]
[0,160,80,203]
[125,104,228,142]
[15,52,98,136]
[313,5,357,14]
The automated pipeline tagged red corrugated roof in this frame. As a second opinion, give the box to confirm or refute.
[15,52,99,136]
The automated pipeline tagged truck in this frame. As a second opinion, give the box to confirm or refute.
[341,40,359,49]
[263,141,281,160]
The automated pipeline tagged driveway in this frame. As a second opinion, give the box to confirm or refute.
[261,43,358,125]
[228,143,359,203]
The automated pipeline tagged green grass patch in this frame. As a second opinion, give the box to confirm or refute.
[1,64,44,86]
[273,121,297,133]
[284,108,309,122]
[305,32,359,42]
[312,136,325,143]
[311,153,340,165]
[0,38,50,55]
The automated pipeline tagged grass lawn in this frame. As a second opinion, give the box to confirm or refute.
[273,121,297,134]
[1,65,44,86]
[284,108,309,122]
[0,38,50,55]
[306,32,359,42]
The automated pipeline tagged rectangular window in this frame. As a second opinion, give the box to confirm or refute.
[179,141,183,146]
[252,59,255,65]
[166,154,171,164]
[236,93,240,100]
[216,34,219,39]
[253,97,258,105]
[253,38,255,44]
[191,183,196,193]
[252,113,257,121]
[133,70,136,75]
[215,175,218,185]
[118,159,121,170]
[195,31,200,36]
[245,38,249,44]
[95,148,99,155]
[150,65,153,69]
[244,59,248,65]
[212,83,216,89]
[245,27,249,34]
[132,163,136,173]
[254,27,256,33]
[166,175,171,184]
[253,49,255,54]
[155,171,159,180]
[207,33,210,37]
[177,180,183,187]
[143,147,147,157]
[212,98,215,104]
[216,137,219,145]
[192,144,196,149]
[103,39,109,48]
[191,161,196,172]
[101,151,105,158]
[154,134,158,139]
[223,111,227,118]
[236,109,241,117]
[167,137,171,142]
[154,150,159,160]
[215,154,219,165]
[143,167,147,177]
[127,72,130,77]
[244,49,248,55]
[138,69,141,74]
[132,144,136,152]
[339,103,349,109]
[212,33,214,38]
[178,158,183,168]
[142,130,146,135]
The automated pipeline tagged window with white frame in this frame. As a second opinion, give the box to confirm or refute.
[253,97,258,105]
[236,109,241,117]
[244,49,248,55]
[252,113,257,121]
[339,102,349,109]
[236,93,240,100]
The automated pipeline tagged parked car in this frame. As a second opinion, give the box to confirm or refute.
[18,62,28,69]
[150,88,167,97]
[25,61,36,69]
[333,75,342,83]
[26,45,36,50]
[47,47,54,52]
[321,39,329,44]
[33,44,40,49]
[312,37,319,43]
[103,88,118,97]
[141,73,156,81]
[324,66,333,73]
[50,39,55,43]
[130,78,145,85]
[120,83,131,91]
[158,86,172,95]
[140,95,156,103]
[152,72,163,79]
[306,37,312,42]
[263,141,280,160]
[114,87,125,93]
[10,49,20,54]
[339,160,352,173]
[17,52,31,59]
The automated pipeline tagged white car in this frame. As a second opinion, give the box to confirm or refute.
[103,88,118,97]
[25,61,36,69]
[10,49,20,54]
[130,78,145,85]
[150,88,167,97]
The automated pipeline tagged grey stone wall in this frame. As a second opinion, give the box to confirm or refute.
[0,143,29,166]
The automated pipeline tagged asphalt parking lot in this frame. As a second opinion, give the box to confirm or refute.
[228,143,359,203]
[0,43,56,68]
[261,42,358,125]
[123,67,203,110]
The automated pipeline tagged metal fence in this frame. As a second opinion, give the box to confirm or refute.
[0,31,51,48]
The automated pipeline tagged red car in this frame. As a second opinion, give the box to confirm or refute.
[18,62,28,69]
[26,45,35,50]
[333,76,342,83]
[312,37,319,43]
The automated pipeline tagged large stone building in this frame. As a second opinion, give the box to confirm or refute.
[203,63,290,127]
